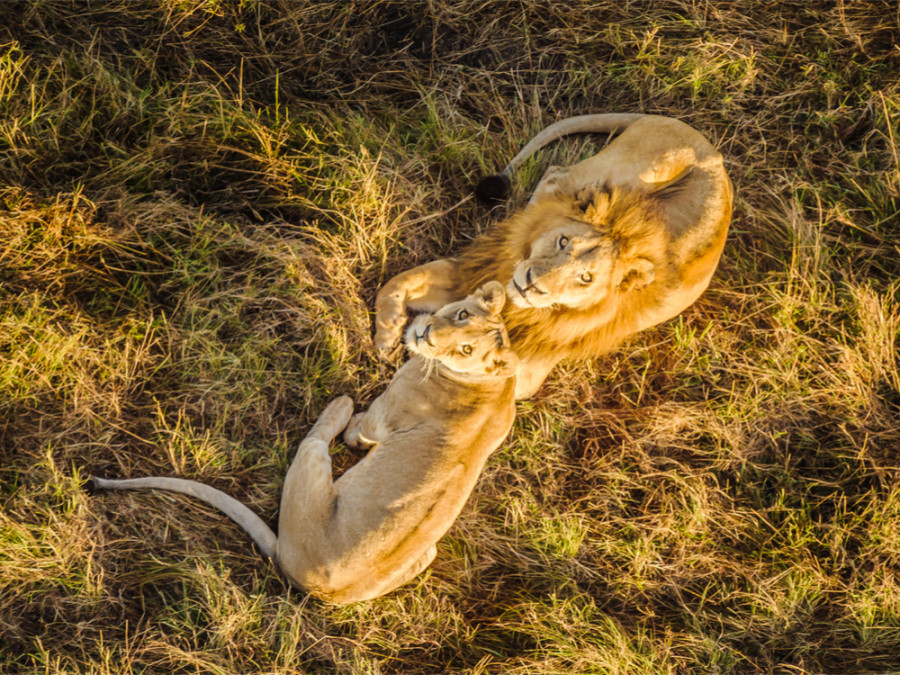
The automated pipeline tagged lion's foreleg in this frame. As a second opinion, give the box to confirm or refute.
[373,259,460,355]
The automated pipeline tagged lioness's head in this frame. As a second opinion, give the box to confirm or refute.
[405,281,518,378]
[508,190,665,310]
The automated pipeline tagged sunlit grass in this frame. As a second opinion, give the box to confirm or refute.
[1,1,899,673]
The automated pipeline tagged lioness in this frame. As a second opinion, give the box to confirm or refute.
[374,113,733,398]
[90,282,517,604]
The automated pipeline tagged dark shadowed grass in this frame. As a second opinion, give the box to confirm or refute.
[1,2,899,673]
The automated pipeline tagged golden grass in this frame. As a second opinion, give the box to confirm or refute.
[1,2,899,673]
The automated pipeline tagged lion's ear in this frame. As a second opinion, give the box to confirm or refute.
[618,257,655,292]
[575,186,613,225]
[486,346,519,378]
[475,281,506,316]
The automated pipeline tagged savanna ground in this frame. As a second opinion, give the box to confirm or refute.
[1,1,899,673]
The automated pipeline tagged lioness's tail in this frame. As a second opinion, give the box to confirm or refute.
[88,475,277,559]
[476,113,646,202]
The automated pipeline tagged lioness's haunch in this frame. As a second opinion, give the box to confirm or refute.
[375,113,733,399]
[90,282,518,604]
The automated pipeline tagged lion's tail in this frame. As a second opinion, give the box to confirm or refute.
[476,113,646,202]
[88,475,278,559]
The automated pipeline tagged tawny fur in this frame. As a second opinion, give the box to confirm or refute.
[374,113,733,398]
[91,283,518,605]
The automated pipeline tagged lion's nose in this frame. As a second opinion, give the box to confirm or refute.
[525,267,548,295]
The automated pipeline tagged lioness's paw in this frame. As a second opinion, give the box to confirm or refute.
[314,395,354,440]
[342,412,367,449]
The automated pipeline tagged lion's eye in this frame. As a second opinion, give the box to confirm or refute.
[460,344,473,356]
[557,235,569,249]
[580,271,593,283]
[456,309,469,321]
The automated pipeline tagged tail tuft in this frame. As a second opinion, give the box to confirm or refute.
[475,174,510,204]
[83,476,98,495]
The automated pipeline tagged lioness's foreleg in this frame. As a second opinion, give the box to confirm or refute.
[343,412,374,449]
[306,395,355,444]
[281,396,354,509]
[374,259,460,355]
[276,396,354,575]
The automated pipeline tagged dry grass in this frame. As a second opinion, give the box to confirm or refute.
[1,1,899,673]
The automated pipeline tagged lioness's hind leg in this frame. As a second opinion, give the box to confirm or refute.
[409,544,438,578]
[394,545,438,589]
[369,545,438,599]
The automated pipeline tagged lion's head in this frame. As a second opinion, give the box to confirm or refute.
[405,281,518,378]
[507,189,667,310]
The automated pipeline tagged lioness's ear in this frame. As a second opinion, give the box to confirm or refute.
[618,257,655,292]
[486,346,519,378]
[475,280,506,316]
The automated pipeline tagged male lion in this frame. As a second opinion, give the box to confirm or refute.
[90,282,517,604]
[374,113,733,398]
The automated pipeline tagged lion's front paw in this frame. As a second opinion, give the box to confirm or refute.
[373,320,405,358]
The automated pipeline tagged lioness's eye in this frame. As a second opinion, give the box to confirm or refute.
[580,271,593,283]
[460,344,473,356]
[456,309,469,321]
[557,235,569,249]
